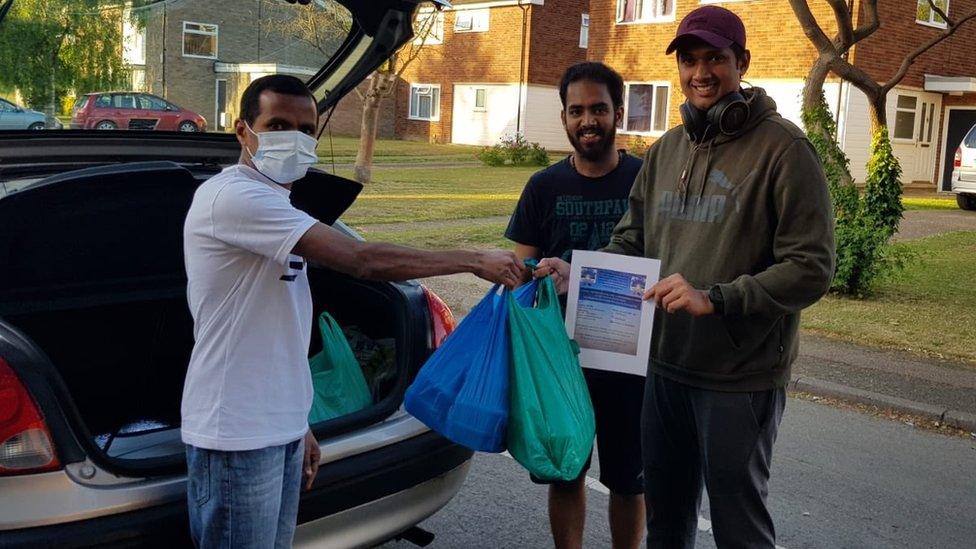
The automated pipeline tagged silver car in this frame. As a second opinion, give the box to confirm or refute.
[0,1,466,547]
[951,124,976,210]
[0,98,51,130]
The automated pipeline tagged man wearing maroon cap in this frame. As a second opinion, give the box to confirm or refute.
[536,5,835,548]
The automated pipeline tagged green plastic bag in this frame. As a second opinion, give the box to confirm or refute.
[506,276,595,481]
[307,312,373,424]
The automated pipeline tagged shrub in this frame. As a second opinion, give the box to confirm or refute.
[802,92,909,297]
[527,142,550,166]
[500,133,530,165]
[477,146,506,167]
[477,132,551,167]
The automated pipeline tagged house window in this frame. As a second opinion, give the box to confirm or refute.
[454,8,489,33]
[616,0,674,24]
[474,88,487,111]
[621,83,670,134]
[183,22,218,59]
[894,95,918,141]
[916,0,949,28]
[414,10,444,45]
[409,84,441,121]
[580,14,590,48]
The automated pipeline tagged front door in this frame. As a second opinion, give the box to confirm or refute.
[890,90,942,183]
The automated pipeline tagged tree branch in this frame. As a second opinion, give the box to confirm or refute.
[827,55,881,101]
[826,0,854,50]
[882,6,976,94]
[928,0,952,26]
[851,0,880,44]
[787,0,838,55]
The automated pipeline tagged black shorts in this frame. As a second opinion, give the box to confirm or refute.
[529,368,645,495]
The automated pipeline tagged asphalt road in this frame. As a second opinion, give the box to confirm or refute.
[380,398,976,549]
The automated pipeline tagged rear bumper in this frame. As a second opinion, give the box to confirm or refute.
[0,431,473,548]
[950,169,976,194]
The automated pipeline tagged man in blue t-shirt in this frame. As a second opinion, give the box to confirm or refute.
[505,62,645,549]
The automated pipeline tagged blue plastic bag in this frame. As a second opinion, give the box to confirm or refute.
[405,283,534,452]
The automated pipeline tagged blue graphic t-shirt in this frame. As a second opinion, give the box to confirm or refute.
[505,152,642,262]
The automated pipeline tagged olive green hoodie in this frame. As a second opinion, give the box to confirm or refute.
[604,88,835,391]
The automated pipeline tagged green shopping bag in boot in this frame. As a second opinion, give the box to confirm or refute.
[506,276,595,481]
[308,312,373,424]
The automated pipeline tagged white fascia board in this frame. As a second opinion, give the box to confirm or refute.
[448,0,543,10]
[214,62,319,76]
[924,74,976,93]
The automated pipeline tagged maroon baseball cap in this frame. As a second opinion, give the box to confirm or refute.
[665,6,746,54]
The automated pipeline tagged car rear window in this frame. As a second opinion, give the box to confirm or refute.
[72,96,89,112]
[964,126,976,148]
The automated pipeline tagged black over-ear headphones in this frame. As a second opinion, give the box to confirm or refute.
[679,91,750,142]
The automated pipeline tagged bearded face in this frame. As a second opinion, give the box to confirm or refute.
[561,80,622,163]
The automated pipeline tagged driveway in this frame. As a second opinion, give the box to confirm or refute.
[895,208,976,241]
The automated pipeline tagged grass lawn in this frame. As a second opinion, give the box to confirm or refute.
[355,220,512,249]
[339,166,536,225]
[802,231,976,364]
[317,136,482,164]
[902,196,958,210]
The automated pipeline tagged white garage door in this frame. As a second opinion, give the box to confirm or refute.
[451,84,519,146]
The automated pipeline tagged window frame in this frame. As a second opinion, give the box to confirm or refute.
[893,94,920,143]
[580,13,590,48]
[454,8,490,33]
[182,21,219,60]
[619,81,671,136]
[916,0,949,29]
[414,10,445,45]
[408,83,441,122]
[615,0,676,25]
[473,88,487,112]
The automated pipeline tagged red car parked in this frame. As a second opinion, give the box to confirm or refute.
[70,92,207,132]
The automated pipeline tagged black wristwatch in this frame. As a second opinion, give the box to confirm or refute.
[708,285,725,316]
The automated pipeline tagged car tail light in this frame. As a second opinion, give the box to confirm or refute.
[421,286,456,349]
[0,357,59,475]
[954,147,962,168]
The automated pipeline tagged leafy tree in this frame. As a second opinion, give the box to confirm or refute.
[0,0,138,121]
[789,0,974,294]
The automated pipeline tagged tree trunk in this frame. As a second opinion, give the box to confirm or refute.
[45,65,56,128]
[801,59,831,115]
[354,90,382,184]
[353,73,395,184]
[869,93,887,133]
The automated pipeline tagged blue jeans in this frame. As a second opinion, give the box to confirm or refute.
[186,438,305,549]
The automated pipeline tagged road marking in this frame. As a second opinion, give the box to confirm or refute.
[498,451,786,548]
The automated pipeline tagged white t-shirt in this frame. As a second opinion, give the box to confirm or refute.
[181,164,319,451]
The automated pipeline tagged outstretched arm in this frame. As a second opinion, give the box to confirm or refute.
[293,222,524,287]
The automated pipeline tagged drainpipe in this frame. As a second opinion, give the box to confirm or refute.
[515,0,529,135]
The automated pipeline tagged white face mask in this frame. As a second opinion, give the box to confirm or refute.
[244,123,319,184]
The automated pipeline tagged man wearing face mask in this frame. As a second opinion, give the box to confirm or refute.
[535,7,834,548]
[506,62,644,549]
[181,74,523,548]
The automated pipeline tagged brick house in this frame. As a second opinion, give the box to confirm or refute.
[122,0,334,133]
[395,0,590,151]
[586,0,976,191]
